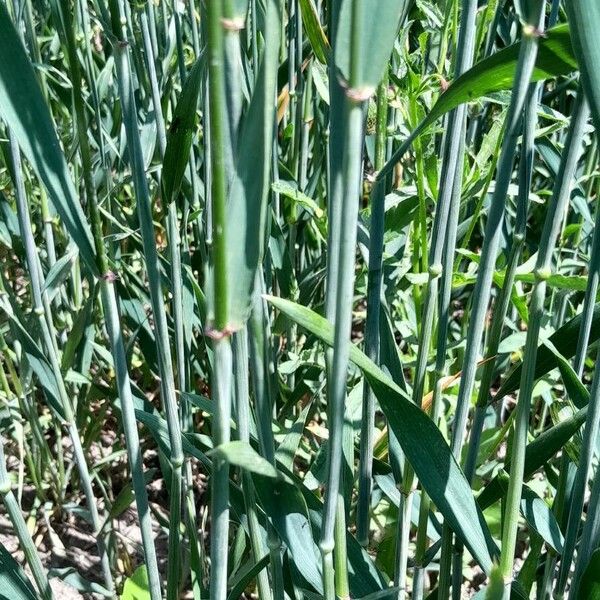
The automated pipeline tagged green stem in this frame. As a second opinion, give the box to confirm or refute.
[0,442,53,600]
[108,1,185,595]
[356,71,389,547]
[233,330,272,600]
[8,130,114,595]
[320,92,363,600]
[205,2,233,599]
[501,87,588,598]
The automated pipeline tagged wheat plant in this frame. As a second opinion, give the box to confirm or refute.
[0,1,600,599]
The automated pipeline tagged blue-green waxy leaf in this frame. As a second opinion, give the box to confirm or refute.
[208,441,279,478]
[231,0,249,21]
[520,486,564,554]
[565,1,600,132]
[334,0,409,93]
[252,473,323,593]
[267,296,496,574]
[0,542,37,600]
[226,4,280,327]
[0,2,97,275]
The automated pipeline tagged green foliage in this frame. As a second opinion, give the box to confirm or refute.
[0,1,599,599]
[121,566,151,600]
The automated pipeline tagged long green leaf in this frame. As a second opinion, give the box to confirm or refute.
[379,24,577,180]
[0,541,37,600]
[0,3,97,274]
[267,296,496,574]
[226,4,280,327]
[477,406,588,510]
[299,0,330,63]
[162,55,204,205]
[497,302,600,399]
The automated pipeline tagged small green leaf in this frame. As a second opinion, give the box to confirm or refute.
[121,565,151,600]
[272,181,324,219]
[208,441,279,478]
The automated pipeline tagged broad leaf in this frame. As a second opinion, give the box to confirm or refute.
[120,565,150,600]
